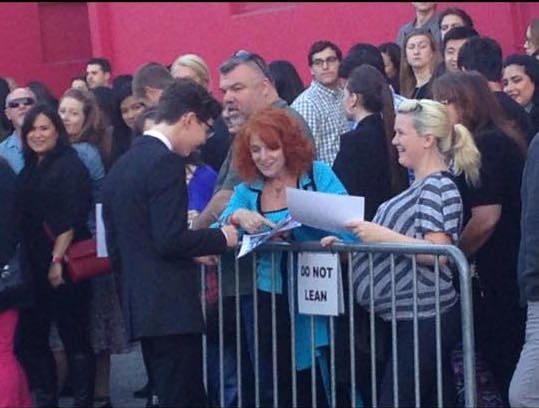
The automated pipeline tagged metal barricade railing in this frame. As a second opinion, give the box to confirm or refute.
[200,241,477,408]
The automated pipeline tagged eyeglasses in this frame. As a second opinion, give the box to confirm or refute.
[198,117,215,138]
[231,50,274,82]
[7,97,35,109]
[311,56,339,67]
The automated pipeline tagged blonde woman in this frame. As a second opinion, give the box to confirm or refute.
[170,53,210,89]
[323,99,480,407]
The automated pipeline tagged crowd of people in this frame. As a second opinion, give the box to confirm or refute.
[0,3,538,408]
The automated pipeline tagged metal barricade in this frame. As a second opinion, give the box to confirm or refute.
[200,241,476,408]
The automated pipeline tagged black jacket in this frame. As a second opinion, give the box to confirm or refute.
[332,114,392,221]
[102,136,227,340]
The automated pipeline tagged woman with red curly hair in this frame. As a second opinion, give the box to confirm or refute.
[218,107,354,407]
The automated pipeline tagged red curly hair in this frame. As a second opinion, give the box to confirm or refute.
[233,107,314,182]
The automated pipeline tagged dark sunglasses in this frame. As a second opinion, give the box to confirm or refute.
[232,50,273,82]
[7,97,35,109]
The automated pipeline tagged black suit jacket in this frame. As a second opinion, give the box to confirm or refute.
[102,136,227,340]
[332,114,392,221]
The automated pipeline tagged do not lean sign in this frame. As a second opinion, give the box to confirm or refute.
[297,252,340,316]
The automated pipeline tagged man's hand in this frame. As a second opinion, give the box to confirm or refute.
[194,255,219,266]
[221,224,239,247]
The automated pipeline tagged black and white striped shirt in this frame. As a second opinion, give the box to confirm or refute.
[353,171,463,320]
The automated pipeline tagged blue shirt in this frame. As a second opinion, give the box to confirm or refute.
[73,142,105,234]
[0,132,24,174]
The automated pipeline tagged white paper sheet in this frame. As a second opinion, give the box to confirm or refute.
[286,188,364,233]
[236,215,301,258]
[96,203,108,258]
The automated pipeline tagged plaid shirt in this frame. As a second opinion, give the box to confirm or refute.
[292,81,349,165]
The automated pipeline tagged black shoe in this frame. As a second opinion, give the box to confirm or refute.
[133,382,150,399]
[69,353,96,408]
[145,394,159,408]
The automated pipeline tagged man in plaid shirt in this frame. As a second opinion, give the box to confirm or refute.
[292,40,349,165]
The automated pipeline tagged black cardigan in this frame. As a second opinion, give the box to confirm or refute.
[332,114,392,221]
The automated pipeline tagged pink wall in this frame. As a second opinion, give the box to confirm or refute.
[96,2,538,95]
[0,3,92,98]
[0,2,536,98]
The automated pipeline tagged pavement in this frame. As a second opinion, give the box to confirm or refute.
[59,343,148,408]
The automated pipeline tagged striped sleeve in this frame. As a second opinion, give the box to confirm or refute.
[415,176,462,241]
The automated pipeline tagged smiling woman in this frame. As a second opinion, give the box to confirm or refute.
[16,104,94,407]
[503,54,539,134]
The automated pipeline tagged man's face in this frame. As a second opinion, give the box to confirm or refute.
[5,88,36,131]
[86,64,110,88]
[174,112,214,156]
[309,47,340,88]
[219,63,267,133]
[444,38,468,72]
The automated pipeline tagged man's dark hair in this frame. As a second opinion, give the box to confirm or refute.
[219,50,274,83]
[132,62,174,99]
[442,26,479,54]
[457,36,503,82]
[339,43,386,80]
[438,7,474,29]
[155,78,222,125]
[87,57,112,74]
[308,40,342,66]
[112,74,133,92]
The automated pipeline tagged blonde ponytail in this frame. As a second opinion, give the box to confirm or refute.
[451,123,481,187]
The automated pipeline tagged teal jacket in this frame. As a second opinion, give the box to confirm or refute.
[218,161,358,369]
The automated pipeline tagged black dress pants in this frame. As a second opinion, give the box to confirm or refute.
[16,280,94,408]
[140,333,207,408]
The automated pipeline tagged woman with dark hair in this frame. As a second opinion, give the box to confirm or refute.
[333,64,407,221]
[433,70,527,406]
[219,107,355,407]
[268,60,305,105]
[16,104,94,408]
[110,80,145,166]
[0,157,32,408]
[400,28,441,99]
[378,42,401,93]
[438,7,474,40]
[26,80,59,111]
[503,54,539,135]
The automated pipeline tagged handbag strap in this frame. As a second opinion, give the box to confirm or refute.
[43,223,56,243]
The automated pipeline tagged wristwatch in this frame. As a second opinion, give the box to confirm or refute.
[51,255,63,264]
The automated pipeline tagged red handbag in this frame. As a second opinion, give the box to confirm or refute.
[44,224,111,283]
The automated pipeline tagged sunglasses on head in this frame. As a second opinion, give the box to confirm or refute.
[7,97,35,109]
[232,50,273,82]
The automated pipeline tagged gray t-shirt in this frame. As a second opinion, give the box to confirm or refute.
[396,13,441,47]
[353,171,462,320]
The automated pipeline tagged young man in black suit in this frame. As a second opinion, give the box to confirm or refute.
[102,79,238,407]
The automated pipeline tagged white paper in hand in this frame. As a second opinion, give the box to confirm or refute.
[286,188,364,233]
[96,203,108,258]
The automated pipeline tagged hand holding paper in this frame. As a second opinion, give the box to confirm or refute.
[286,188,365,233]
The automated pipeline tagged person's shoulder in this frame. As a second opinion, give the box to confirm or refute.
[422,171,460,195]
[291,85,317,106]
